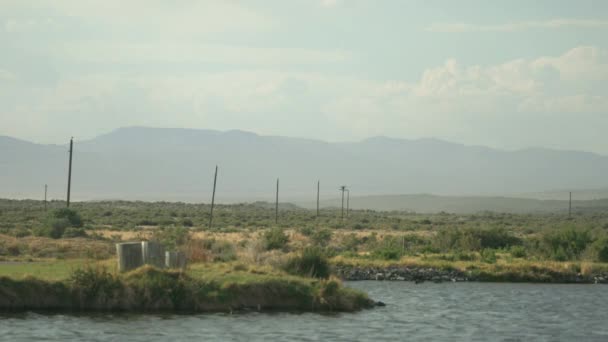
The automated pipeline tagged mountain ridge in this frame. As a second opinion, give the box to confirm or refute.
[2,126,608,207]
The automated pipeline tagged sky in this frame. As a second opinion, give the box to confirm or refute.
[1,0,607,154]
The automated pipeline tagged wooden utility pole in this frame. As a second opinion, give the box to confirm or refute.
[209,165,218,229]
[66,137,73,207]
[275,178,279,224]
[316,180,320,218]
[339,185,347,219]
[346,189,350,218]
[44,184,48,211]
[569,192,572,218]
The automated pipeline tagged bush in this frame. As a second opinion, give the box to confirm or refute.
[372,246,402,260]
[311,228,333,247]
[35,218,70,239]
[209,240,237,262]
[151,227,190,250]
[69,266,121,301]
[434,227,521,252]
[590,238,608,262]
[284,247,330,278]
[181,218,194,227]
[63,227,88,238]
[263,227,289,251]
[510,245,527,258]
[35,208,84,239]
[480,249,497,264]
[50,208,83,228]
[541,228,592,261]
[298,226,315,237]
[371,236,404,260]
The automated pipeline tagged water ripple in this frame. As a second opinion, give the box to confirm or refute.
[1,282,607,341]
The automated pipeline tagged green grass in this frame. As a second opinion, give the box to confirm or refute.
[0,258,107,281]
[0,260,373,312]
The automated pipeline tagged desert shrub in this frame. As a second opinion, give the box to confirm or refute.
[455,251,477,261]
[371,236,404,260]
[541,228,592,261]
[311,228,333,247]
[372,246,402,260]
[35,208,84,239]
[339,233,362,252]
[50,208,83,228]
[137,219,158,226]
[510,245,527,258]
[480,249,497,264]
[284,247,330,278]
[6,243,21,256]
[434,227,521,252]
[35,218,70,239]
[181,218,194,227]
[63,227,88,238]
[11,228,31,238]
[209,240,237,262]
[151,227,190,250]
[263,227,289,251]
[298,226,315,237]
[589,238,608,262]
[68,266,122,301]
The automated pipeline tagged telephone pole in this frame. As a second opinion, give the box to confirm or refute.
[339,185,347,219]
[44,184,48,211]
[275,178,279,224]
[66,137,73,208]
[569,192,572,218]
[346,189,350,218]
[316,180,320,218]
[209,165,218,229]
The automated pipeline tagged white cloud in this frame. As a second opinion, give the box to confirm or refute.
[1,46,608,153]
[427,18,608,33]
[319,46,608,150]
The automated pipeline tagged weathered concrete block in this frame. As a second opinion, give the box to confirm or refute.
[116,242,143,272]
[165,251,186,269]
[142,241,165,268]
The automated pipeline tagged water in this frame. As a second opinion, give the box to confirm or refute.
[1,282,607,341]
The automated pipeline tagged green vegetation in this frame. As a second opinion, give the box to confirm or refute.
[263,227,289,250]
[0,262,373,312]
[1,198,608,286]
[33,208,83,239]
[284,247,330,278]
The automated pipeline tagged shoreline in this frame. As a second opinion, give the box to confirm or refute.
[334,264,608,284]
[0,266,375,313]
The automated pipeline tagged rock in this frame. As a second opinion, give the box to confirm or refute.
[375,301,386,307]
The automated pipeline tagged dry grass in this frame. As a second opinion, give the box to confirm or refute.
[0,234,114,259]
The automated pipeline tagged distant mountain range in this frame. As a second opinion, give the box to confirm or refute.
[1,126,608,213]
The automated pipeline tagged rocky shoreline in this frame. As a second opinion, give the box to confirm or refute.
[333,265,608,284]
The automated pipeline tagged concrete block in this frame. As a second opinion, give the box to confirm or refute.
[165,251,187,269]
[116,242,143,272]
[142,241,165,268]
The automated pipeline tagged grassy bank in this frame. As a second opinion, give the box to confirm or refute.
[0,261,373,313]
[332,255,608,283]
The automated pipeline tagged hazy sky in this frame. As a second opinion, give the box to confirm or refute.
[1,0,607,154]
